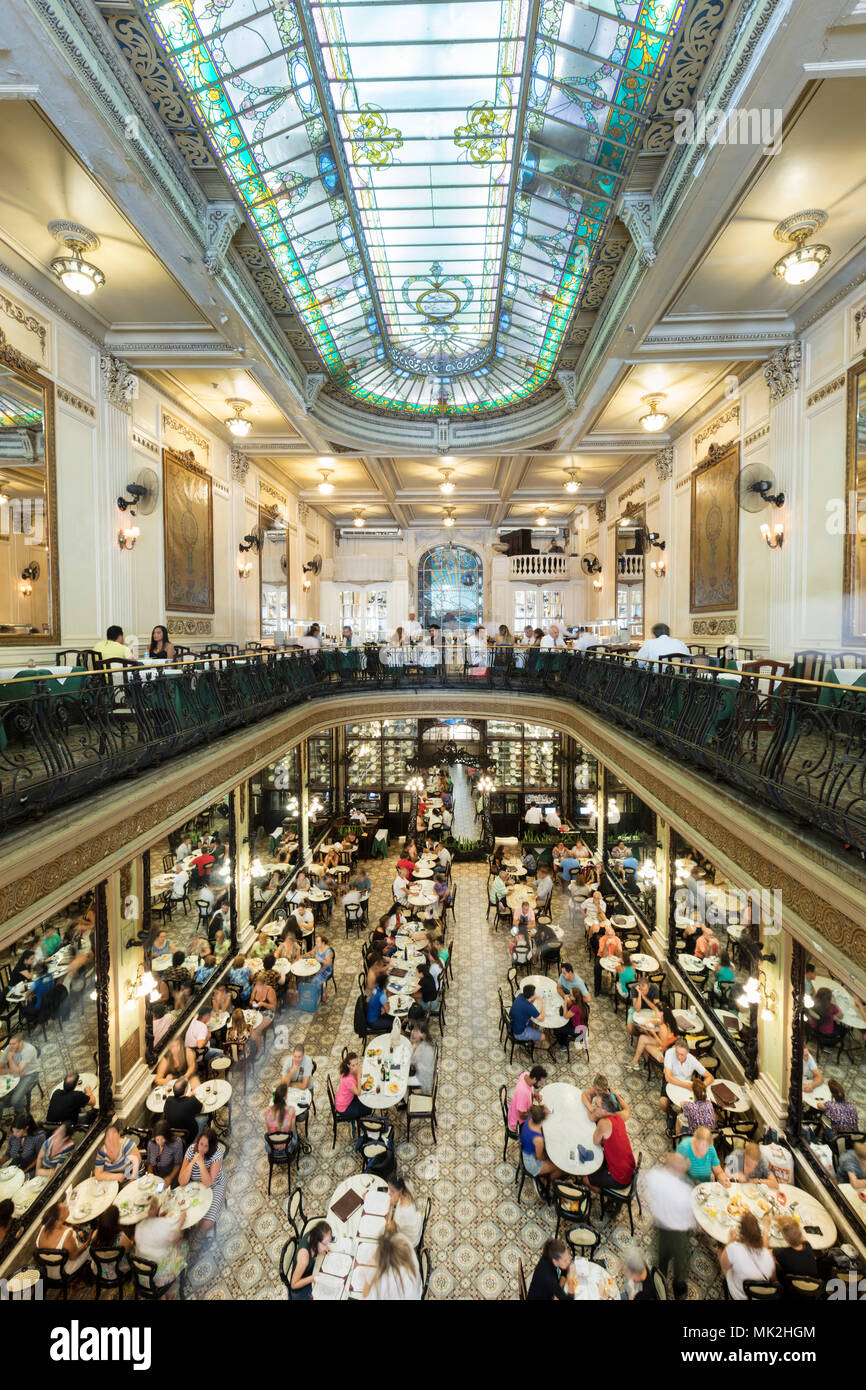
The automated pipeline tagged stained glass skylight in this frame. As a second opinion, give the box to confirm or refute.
[144,0,687,417]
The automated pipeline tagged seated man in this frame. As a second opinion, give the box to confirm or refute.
[534,867,554,910]
[839,1140,866,1191]
[366,976,393,1034]
[660,1041,710,1130]
[45,1073,96,1128]
[0,1035,40,1112]
[556,963,590,1002]
[184,1007,224,1074]
[510,983,545,1043]
[558,851,583,884]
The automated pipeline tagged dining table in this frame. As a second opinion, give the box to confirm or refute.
[146,1077,232,1115]
[115,1173,209,1228]
[692,1181,837,1249]
[66,1176,119,1225]
[290,956,321,978]
[359,1034,412,1110]
[11,1174,48,1216]
[50,1070,98,1098]
[539,1082,603,1177]
[316,1175,391,1298]
[838,1182,866,1221]
[631,953,659,974]
[817,666,866,708]
[0,1165,26,1198]
[707,1078,751,1114]
[521,975,569,1029]
[568,1258,620,1301]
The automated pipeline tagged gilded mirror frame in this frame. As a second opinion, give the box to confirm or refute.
[843,355,866,647]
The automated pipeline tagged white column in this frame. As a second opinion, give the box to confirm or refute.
[763,344,802,659]
[96,357,136,645]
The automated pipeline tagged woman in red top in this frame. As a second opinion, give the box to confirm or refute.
[586,1092,635,1194]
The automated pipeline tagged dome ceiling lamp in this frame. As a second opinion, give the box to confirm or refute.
[438,468,455,494]
[773,210,830,286]
[442,506,455,528]
[317,468,335,494]
[48,221,105,296]
[639,393,669,432]
[352,507,365,528]
[535,505,549,527]
[225,398,252,437]
[563,468,581,494]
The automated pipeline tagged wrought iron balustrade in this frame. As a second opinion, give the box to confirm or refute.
[1,647,865,855]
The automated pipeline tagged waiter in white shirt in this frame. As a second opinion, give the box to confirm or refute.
[634,622,691,665]
[540,625,565,649]
[525,804,543,825]
[405,612,423,641]
[570,628,598,651]
[544,806,562,830]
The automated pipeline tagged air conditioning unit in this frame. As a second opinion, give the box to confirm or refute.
[338,527,403,540]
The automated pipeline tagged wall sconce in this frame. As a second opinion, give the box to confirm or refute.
[237,556,253,579]
[118,523,140,551]
[760,521,784,549]
[405,775,425,794]
[308,796,323,818]
[302,577,311,591]
[650,556,666,577]
[238,532,262,553]
[592,576,603,591]
[123,964,160,1012]
[19,562,39,597]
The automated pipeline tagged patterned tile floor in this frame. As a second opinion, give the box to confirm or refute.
[172,851,731,1301]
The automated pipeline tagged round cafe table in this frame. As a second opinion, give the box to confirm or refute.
[692,1181,836,1249]
[803,1082,832,1107]
[707,1079,751,1114]
[673,1008,701,1033]
[147,1077,231,1115]
[11,1176,48,1216]
[678,954,711,974]
[631,1009,659,1031]
[506,887,537,911]
[0,1166,26,1198]
[539,1082,602,1177]
[839,1183,866,1221]
[521,975,569,1028]
[0,1077,19,1100]
[326,1173,390,1242]
[290,957,320,978]
[412,866,434,879]
[569,1259,619,1302]
[115,1174,209,1228]
[359,1035,412,1110]
[67,1177,119,1225]
[50,1070,98,1099]
[599,956,620,978]
[631,953,658,974]
[208,1010,229,1032]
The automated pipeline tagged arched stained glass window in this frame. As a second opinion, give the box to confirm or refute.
[417,545,483,633]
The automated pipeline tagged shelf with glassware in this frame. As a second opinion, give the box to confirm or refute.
[307,733,333,820]
[249,751,301,840]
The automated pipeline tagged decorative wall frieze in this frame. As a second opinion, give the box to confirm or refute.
[204,201,242,275]
[99,353,138,412]
[259,480,287,508]
[244,493,258,510]
[806,374,845,410]
[641,0,732,155]
[132,428,159,454]
[654,446,673,481]
[0,329,39,376]
[0,292,47,359]
[694,401,740,450]
[744,424,770,448]
[646,493,660,508]
[585,531,599,545]
[618,477,645,503]
[581,241,629,311]
[594,499,607,522]
[57,387,95,418]
[619,191,657,267]
[763,341,802,404]
[675,472,693,490]
[211,477,230,500]
[692,617,737,636]
[163,410,209,457]
[166,617,213,635]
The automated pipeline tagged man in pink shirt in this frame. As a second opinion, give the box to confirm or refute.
[507,1065,547,1129]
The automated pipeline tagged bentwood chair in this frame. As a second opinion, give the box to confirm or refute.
[33,1249,76,1298]
[651,1267,669,1299]
[783,1274,825,1299]
[405,1077,438,1143]
[129,1254,185,1301]
[596,1152,643,1235]
[327,1074,359,1148]
[743,1280,783,1300]
[552,1180,592,1238]
[517,1258,528,1301]
[91,1247,126,1299]
[278,1238,297,1299]
[419,1247,431,1300]
[499,1083,520,1163]
[265,1131,300,1195]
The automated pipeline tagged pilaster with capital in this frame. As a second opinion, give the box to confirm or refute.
[763,344,801,656]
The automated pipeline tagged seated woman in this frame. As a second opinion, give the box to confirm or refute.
[774,1219,818,1283]
[193,954,218,989]
[36,1123,76,1177]
[520,1103,564,1186]
[134,1198,187,1289]
[249,931,272,960]
[278,935,302,966]
[178,1127,226,1235]
[4,1111,45,1174]
[37,1201,92,1281]
[146,1120,184,1186]
[94,1124,141,1184]
[211,981,232,1013]
[151,929,172,959]
[225,1007,252,1053]
[631,1002,677,1069]
[535,921,560,965]
[154,1037,197,1090]
[265,1082,297,1147]
[312,933,335,995]
[615,950,636,1000]
[360,1228,422,1301]
[212,929,230,959]
[807,987,842,1040]
[711,951,737,999]
[676,1126,729,1186]
[386,1175,424,1247]
[248,973,277,1057]
[148,624,176,661]
[556,988,589,1047]
[371,915,398,956]
[334,1053,372,1121]
[323,848,340,874]
[726,1140,779,1189]
[675,1077,717,1137]
[720,1212,774,1299]
[90,1204,133,1283]
[228,954,252,1005]
[296,869,312,895]
[510,925,532,964]
[817,1078,859,1137]
[290,1220,333,1300]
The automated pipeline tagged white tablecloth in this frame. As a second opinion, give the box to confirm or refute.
[540,1082,603,1177]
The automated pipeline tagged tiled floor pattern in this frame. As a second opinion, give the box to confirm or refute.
[171,852,731,1301]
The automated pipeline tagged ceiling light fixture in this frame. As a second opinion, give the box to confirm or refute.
[773,210,830,287]
[563,469,581,494]
[225,398,252,437]
[48,221,105,296]
[639,393,669,432]
[438,468,455,494]
[317,468,334,494]
[536,507,549,527]
[352,508,365,528]
[442,506,455,528]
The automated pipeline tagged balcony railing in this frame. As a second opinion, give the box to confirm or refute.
[617,554,643,578]
[509,553,569,579]
[1,647,865,854]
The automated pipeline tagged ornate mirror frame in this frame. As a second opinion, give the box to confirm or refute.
[843,355,866,647]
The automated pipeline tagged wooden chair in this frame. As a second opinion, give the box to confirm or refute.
[33,1248,77,1298]
[552,1179,591,1238]
[129,1254,185,1300]
[743,1279,782,1300]
[517,1257,528,1301]
[265,1130,300,1195]
[783,1273,825,1299]
[499,1082,520,1163]
[419,1246,431,1300]
[596,1152,643,1235]
[91,1246,126,1299]
[327,1074,358,1148]
[278,1237,297,1299]
[405,1077,438,1143]
[651,1267,668,1299]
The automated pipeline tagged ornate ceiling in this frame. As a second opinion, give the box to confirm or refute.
[139,0,696,419]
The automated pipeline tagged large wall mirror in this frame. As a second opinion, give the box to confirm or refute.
[615,504,645,642]
[0,336,58,643]
[844,356,866,646]
[259,504,288,643]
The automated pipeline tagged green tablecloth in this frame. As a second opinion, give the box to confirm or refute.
[817,668,866,709]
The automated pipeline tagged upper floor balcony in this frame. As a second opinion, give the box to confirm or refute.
[508,552,571,581]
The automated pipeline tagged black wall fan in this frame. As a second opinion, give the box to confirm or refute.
[738,463,785,511]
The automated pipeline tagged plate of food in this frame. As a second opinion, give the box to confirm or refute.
[361,1077,374,1092]
[387,1082,400,1094]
